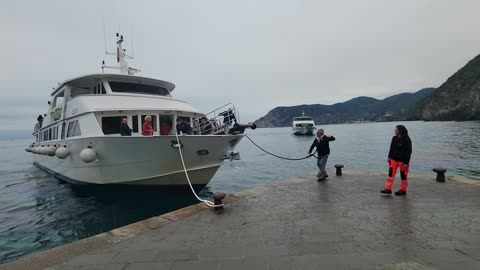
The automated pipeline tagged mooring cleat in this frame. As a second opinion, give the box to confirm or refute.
[395,190,407,196]
[380,189,392,194]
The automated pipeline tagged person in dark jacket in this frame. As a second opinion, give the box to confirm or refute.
[37,114,44,128]
[308,129,336,181]
[176,118,193,135]
[120,117,132,136]
[380,125,412,196]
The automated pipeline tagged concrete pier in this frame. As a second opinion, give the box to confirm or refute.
[2,170,480,270]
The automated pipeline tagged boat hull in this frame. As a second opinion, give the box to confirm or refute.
[32,135,243,187]
[292,126,316,135]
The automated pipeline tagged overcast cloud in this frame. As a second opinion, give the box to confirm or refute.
[1,0,480,138]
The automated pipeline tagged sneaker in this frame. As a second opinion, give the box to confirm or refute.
[380,189,392,194]
[395,190,407,196]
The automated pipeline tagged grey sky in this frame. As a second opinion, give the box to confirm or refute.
[1,0,479,137]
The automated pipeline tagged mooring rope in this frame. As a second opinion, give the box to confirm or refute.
[244,133,317,161]
[174,132,223,208]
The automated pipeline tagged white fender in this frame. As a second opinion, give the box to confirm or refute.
[80,147,97,163]
[55,146,70,159]
[25,146,32,152]
[46,146,57,156]
[39,146,47,155]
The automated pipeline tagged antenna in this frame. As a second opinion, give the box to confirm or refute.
[130,27,134,58]
[102,17,107,53]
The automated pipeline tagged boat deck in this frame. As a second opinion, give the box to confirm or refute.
[2,170,480,270]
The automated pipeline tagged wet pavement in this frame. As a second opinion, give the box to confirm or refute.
[2,170,480,270]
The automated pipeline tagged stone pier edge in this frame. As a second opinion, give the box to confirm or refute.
[1,170,478,270]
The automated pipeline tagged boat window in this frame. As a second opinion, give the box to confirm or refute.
[70,87,91,98]
[294,117,312,121]
[109,82,169,96]
[94,83,106,95]
[67,120,81,137]
[101,116,126,135]
[177,116,190,122]
[132,115,139,133]
[141,115,157,131]
[159,115,173,135]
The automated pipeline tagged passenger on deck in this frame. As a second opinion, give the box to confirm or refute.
[37,114,43,127]
[142,116,154,136]
[200,117,212,135]
[120,117,132,136]
[191,118,200,135]
[160,118,172,135]
[176,118,193,135]
[210,119,218,133]
[220,109,236,127]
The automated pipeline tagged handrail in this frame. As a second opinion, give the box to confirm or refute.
[187,103,239,135]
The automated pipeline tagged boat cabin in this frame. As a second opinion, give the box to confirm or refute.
[33,74,237,143]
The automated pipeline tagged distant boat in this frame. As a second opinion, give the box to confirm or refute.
[292,113,316,135]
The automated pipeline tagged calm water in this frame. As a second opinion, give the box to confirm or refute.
[1,121,479,263]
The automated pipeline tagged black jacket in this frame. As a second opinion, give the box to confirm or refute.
[388,135,412,164]
[120,123,132,136]
[309,136,336,156]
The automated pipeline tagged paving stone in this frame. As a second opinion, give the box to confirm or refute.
[218,257,268,270]
[267,256,293,270]
[111,249,159,263]
[153,248,198,262]
[79,263,127,270]
[124,262,172,270]
[197,246,246,260]
[44,265,82,270]
[170,260,219,270]
[67,252,118,266]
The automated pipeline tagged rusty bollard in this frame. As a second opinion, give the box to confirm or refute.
[433,168,447,182]
[335,164,344,176]
[212,192,226,210]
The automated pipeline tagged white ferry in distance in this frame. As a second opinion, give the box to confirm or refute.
[292,113,316,135]
[25,33,255,190]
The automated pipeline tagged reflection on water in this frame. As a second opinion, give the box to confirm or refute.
[0,121,479,263]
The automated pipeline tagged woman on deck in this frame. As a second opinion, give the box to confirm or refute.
[142,115,154,136]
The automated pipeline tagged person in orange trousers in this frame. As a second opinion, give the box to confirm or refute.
[380,125,412,196]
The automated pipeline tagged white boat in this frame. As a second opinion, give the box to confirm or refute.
[25,33,254,190]
[292,113,316,135]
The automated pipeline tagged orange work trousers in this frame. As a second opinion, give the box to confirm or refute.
[385,159,409,191]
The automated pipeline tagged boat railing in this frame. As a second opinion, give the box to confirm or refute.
[189,103,239,135]
[34,122,41,131]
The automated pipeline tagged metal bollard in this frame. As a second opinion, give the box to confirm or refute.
[212,192,226,210]
[433,168,447,182]
[335,164,344,176]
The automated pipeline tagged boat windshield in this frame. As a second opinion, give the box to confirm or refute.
[294,117,312,121]
[109,81,170,96]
